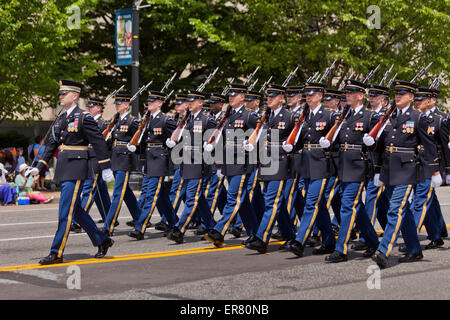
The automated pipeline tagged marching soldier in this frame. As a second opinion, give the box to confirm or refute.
[102,94,141,235]
[30,80,114,265]
[204,84,259,247]
[319,79,380,262]
[128,90,179,240]
[165,90,217,244]
[245,84,296,253]
[366,80,439,268]
[285,82,336,257]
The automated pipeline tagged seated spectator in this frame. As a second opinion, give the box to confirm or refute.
[0,162,17,205]
[15,164,53,204]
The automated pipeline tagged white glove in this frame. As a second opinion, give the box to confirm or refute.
[319,137,331,148]
[25,167,39,177]
[363,133,375,146]
[431,173,443,188]
[216,169,224,179]
[374,173,382,187]
[102,169,114,183]
[166,138,176,149]
[448,142,450,149]
[282,141,293,153]
[243,140,254,152]
[127,144,136,152]
[446,174,450,185]
[204,142,214,152]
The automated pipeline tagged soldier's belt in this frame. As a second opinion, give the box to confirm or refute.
[385,146,415,154]
[113,140,128,146]
[340,143,362,151]
[147,143,163,148]
[59,144,89,151]
[304,143,322,150]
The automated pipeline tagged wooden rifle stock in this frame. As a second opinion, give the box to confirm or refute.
[286,106,308,146]
[129,110,150,147]
[170,110,191,143]
[102,113,120,139]
[208,106,232,145]
[248,108,270,146]
[324,104,350,142]
[368,100,395,140]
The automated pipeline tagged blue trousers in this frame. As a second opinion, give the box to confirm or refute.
[336,182,379,254]
[213,174,258,236]
[295,178,335,247]
[256,180,296,244]
[79,174,111,221]
[247,169,264,223]
[169,169,186,216]
[412,180,441,241]
[378,184,421,256]
[175,178,216,234]
[291,177,306,226]
[104,170,140,233]
[51,180,107,257]
[135,176,179,233]
[324,176,342,227]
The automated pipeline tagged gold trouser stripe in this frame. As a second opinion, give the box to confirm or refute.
[141,177,163,233]
[58,180,81,258]
[386,185,412,257]
[287,173,299,214]
[326,177,339,209]
[301,186,306,198]
[416,180,434,232]
[204,180,211,199]
[110,172,129,232]
[220,175,246,235]
[370,186,383,225]
[173,178,184,210]
[211,177,224,213]
[83,174,99,211]
[249,171,259,202]
[293,185,306,226]
[262,180,285,243]
[301,179,327,245]
[342,182,365,255]
[180,179,203,233]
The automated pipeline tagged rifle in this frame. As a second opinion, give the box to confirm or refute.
[104,85,125,103]
[197,67,219,91]
[378,64,394,86]
[248,79,258,91]
[387,73,397,87]
[259,76,273,92]
[429,71,445,89]
[205,105,233,151]
[284,105,309,149]
[221,78,235,95]
[247,107,271,148]
[368,63,433,141]
[363,64,380,84]
[318,60,337,83]
[245,67,260,85]
[282,66,300,87]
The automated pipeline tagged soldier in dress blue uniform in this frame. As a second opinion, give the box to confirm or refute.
[79,97,112,225]
[285,82,336,257]
[30,80,114,265]
[165,90,217,244]
[127,90,179,240]
[367,80,439,268]
[204,84,259,247]
[319,79,380,262]
[352,84,390,251]
[102,94,141,235]
[245,84,297,253]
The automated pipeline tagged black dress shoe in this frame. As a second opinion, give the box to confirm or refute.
[242,235,255,245]
[155,222,170,232]
[95,238,114,258]
[332,225,340,236]
[351,241,368,251]
[70,223,82,233]
[371,250,388,268]
[398,243,407,253]
[362,247,377,258]
[114,221,119,227]
[39,253,63,265]
[279,239,295,251]
[187,221,200,230]
[128,230,145,240]
[229,226,243,238]
[195,226,208,236]
[325,251,348,263]
[350,228,358,240]
[287,240,304,257]
[312,244,335,255]
[126,220,135,228]
[271,231,284,240]
[398,252,423,263]
[97,219,104,223]
[306,235,322,247]
[441,227,448,238]
[204,229,224,248]
[245,238,267,254]
[167,228,184,244]
[424,239,444,250]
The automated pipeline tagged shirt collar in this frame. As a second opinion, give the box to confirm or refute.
[193,110,202,119]
[94,114,101,121]
[120,112,129,120]
[352,104,364,115]
[374,105,383,114]
[151,110,161,118]
[310,104,322,116]
[214,111,222,120]
[292,105,301,113]
[65,105,77,117]
[272,105,283,117]
[233,105,244,114]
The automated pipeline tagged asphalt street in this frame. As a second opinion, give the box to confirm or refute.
[0,187,449,300]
